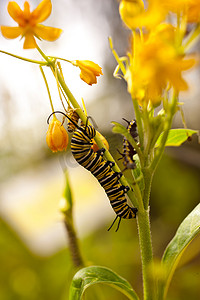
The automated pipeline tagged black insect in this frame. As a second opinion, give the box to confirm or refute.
[118,119,138,171]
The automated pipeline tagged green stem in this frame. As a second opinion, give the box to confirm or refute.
[143,109,152,161]
[0,49,47,65]
[39,65,54,112]
[36,45,53,64]
[132,98,144,151]
[130,176,144,211]
[49,56,72,64]
[151,93,178,173]
[64,215,85,268]
[142,168,153,210]
[56,71,87,123]
[137,208,155,300]
[150,122,164,150]
[60,169,85,268]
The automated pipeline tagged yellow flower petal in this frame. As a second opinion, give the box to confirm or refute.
[80,69,97,85]
[187,1,200,23]
[1,26,22,39]
[32,0,52,23]
[2,0,61,48]
[7,1,23,24]
[119,0,145,30]
[124,26,195,104]
[34,24,62,41]
[23,33,37,49]
[76,60,103,76]
[23,1,31,20]
[46,118,69,152]
[180,58,196,70]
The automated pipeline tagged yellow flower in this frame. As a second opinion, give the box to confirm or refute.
[119,0,167,30]
[183,0,200,23]
[46,117,68,152]
[162,0,192,13]
[162,0,200,23]
[72,60,103,85]
[125,25,195,105]
[1,0,62,49]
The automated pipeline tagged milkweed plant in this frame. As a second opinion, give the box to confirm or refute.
[1,0,200,299]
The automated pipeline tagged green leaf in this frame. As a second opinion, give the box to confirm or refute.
[69,266,140,300]
[158,203,200,299]
[112,121,128,135]
[156,129,198,147]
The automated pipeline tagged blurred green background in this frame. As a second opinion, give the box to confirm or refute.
[0,0,200,299]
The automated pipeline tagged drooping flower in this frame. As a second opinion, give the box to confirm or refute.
[125,24,195,105]
[72,60,103,85]
[46,116,68,152]
[1,0,62,49]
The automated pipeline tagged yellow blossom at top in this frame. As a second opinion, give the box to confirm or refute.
[72,60,103,85]
[162,0,200,23]
[1,0,62,49]
[187,0,200,23]
[119,0,167,30]
[125,24,195,105]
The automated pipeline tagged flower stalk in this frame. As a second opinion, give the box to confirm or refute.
[60,169,85,268]
[137,208,155,300]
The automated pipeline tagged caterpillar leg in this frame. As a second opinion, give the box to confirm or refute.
[116,172,123,179]
[96,148,106,156]
[103,160,115,168]
[122,185,130,193]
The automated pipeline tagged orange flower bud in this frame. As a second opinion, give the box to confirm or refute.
[72,60,103,85]
[119,0,145,30]
[46,117,68,152]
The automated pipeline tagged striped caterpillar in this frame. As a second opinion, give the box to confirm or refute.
[48,112,138,231]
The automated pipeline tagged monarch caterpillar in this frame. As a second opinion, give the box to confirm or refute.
[47,111,138,231]
[118,119,138,171]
